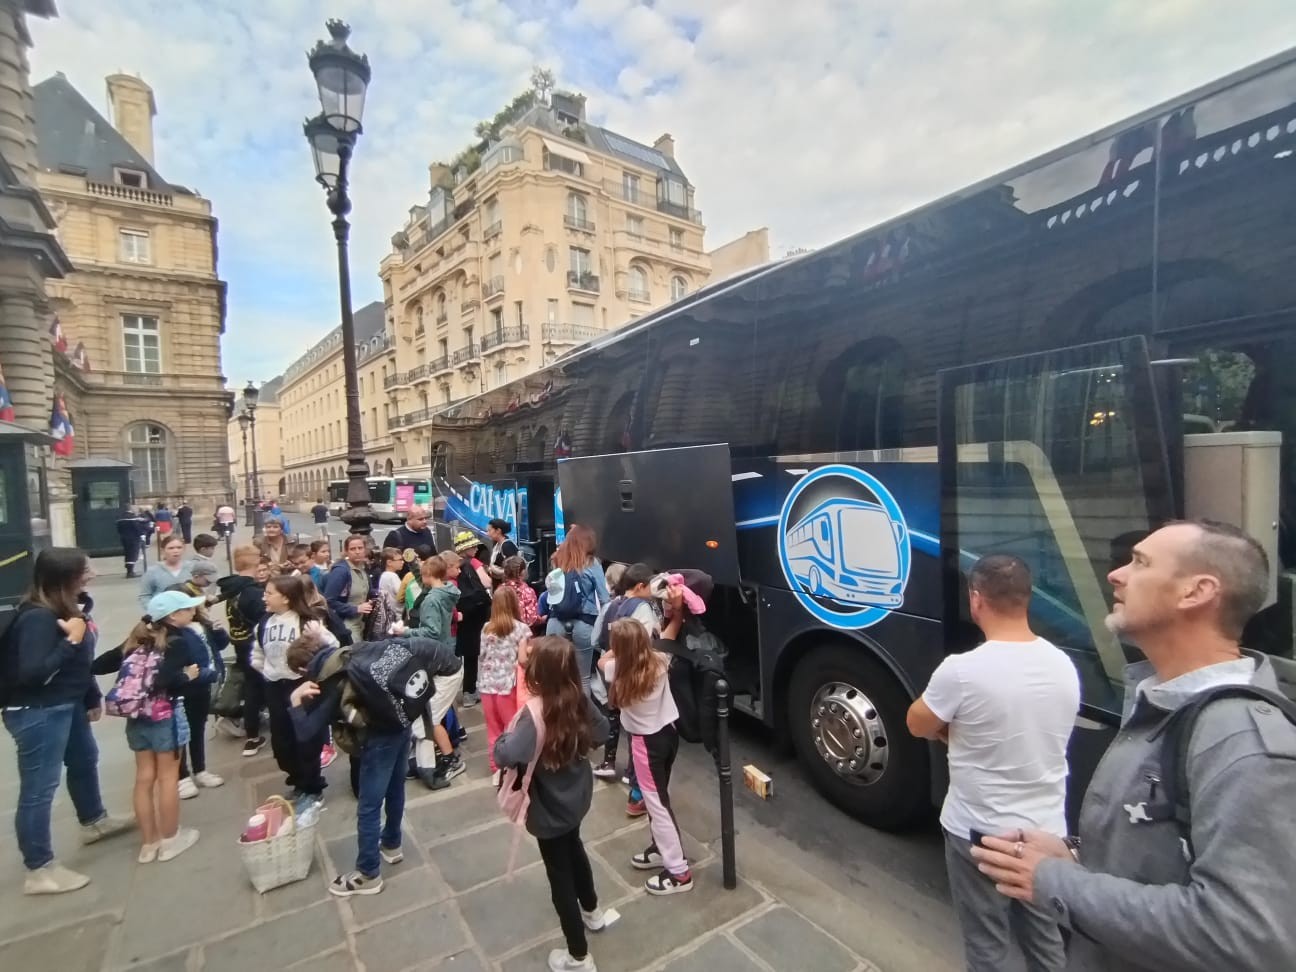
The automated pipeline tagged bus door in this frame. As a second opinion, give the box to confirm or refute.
[557,443,741,586]
[938,336,1175,820]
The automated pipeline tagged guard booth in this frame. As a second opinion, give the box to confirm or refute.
[69,457,134,556]
[0,421,54,607]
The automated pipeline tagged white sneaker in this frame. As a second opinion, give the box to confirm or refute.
[581,906,607,931]
[177,777,199,800]
[80,813,135,845]
[193,771,224,788]
[158,828,199,862]
[138,842,161,864]
[24,862,90,895]
[548,949,596,971]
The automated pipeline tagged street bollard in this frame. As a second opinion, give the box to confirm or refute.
[715,677,737,890]
[224,531,234,573]
[138,533,149,571]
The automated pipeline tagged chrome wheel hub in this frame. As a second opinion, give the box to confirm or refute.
[810,681,889,785]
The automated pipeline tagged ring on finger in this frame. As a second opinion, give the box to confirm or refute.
[1014,842,1025,859]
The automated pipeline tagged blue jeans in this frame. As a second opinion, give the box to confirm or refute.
[355,729,409,878]
[3,703,107,870]
[547,618,595,695]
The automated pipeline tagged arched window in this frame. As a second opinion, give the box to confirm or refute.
[126,423,170,493]
[628,265,650,302]
[567,192,588,225]
[494,361,508,388]
[384,457,394,476]
[435,291,446,321]
[415,304,425,335]
[670,275,687,300]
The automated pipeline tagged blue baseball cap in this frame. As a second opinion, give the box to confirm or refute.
[146,590,205,621]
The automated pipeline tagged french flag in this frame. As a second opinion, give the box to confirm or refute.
[0,371,13,422]
[49,315,67,354]
[49,392,73,457]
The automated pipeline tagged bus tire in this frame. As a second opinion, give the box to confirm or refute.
[787,644,929,831]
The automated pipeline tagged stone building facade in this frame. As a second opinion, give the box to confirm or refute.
[227,376,283,504]
[33,71,231,514]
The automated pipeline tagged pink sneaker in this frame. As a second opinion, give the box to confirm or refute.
[320,743,338,769]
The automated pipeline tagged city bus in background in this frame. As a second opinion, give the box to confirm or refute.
[420,50,1296,829]
[327,477,433,521]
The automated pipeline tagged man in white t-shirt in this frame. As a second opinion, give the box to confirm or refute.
[907,554,1079,972]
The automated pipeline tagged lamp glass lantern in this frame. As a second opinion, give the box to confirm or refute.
[304,114,348,191]
[243,380,259,411]
[307,19,370,135]
[236,412,249,432]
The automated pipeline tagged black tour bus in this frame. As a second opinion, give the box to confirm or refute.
[428,49,1296,828]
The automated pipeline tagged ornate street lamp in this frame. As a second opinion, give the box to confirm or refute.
[236,411,252,521]
[305,19,373,536]
[243,380,263,533]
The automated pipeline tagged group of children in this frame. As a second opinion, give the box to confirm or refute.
[101,519,706,972]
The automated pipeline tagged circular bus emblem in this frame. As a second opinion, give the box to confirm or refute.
[777,465,911,630]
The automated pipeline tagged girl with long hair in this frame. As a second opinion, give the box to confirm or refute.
[3,548,133,894]
[502,555,539,627]
[124,591,207,863]
[255,574,332,806]
[600,611,693,896]
[546,525,609,694]
[478,586,531,780]
[494,637,610,972]
[137,534,192,610]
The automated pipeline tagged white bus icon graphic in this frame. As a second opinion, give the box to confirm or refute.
[784,498,908,609]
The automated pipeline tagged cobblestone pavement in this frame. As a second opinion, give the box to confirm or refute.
[0,546,957,972]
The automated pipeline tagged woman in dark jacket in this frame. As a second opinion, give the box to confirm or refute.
[1,548,133,895]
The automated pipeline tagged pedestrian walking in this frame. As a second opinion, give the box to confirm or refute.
[176,499,194,545]
[546,525,610,695]
[310,497,330,540]
[494,636,610,971]
[116,506,145,579]
[215,545,268,756]
[138,535,193,611]
[907,554,1077,972]
[2,549,134,894]
[479,586,530,778]
[213,502,236,540]
[971,520,1296,972]
[453,531,493,706]
[600,611,693,896]
[323,535,374,645]
[153,503,174,555]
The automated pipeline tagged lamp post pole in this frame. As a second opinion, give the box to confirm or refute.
[305,20,373,538]
[237,414,252,523]
[244,381,263,535]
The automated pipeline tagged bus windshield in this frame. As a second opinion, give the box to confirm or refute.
[841,507,899,575]
[367,478,393,505]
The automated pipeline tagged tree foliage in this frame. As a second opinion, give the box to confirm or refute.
[433,66,558,180]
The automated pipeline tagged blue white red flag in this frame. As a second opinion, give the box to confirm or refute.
[49,392,73,457]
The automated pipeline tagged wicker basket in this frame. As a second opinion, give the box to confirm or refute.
[238,795,317,893]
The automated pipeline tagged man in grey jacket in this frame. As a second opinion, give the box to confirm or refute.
[972,519,1296,971]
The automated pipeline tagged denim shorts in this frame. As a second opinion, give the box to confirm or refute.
[125,707,190,753]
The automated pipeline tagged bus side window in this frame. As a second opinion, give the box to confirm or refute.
[815,338,906,454]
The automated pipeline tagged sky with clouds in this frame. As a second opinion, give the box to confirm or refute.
[27,1,1296,385]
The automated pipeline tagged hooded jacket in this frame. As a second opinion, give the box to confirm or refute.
[217,574,265,645]
[410,583,459,643]
[1034,651,1296,971]
[3,592,101,710]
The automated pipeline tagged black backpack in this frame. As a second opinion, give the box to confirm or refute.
[658,623,727,754]
[344,640,436,731]
[1143,683,1296,860]
[456,560,490,615]
[0,603,37,706]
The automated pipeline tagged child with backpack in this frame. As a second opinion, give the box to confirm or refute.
[285,624,463,896]
[110,591,208,863]
[216,545,268,756]
[479,586,531,781]
[255,575,335,807]
[165,583,227,799]
[545,526,610,695]
[599,607,693,896]
[494,636,610,972]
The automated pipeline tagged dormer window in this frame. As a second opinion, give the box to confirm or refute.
[114,167,146,189]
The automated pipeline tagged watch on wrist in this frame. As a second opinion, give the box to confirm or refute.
[1063,835,1081,863]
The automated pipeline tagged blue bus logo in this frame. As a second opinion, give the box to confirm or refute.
[777,465,911,629]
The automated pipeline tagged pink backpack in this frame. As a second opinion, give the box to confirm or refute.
[104,648,173,722]
[497,696,545,878]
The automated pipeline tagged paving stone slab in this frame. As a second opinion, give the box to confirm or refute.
[404,786,501,845]
[733,906,856,972]
[326,831,426,877]
[202,901,345,972]
[0,839,126,941]
[109,948,192,972]
[0,914,114,972]
[286,946,361,972]
[457,853,621,958]
[581,782,654,842]
[501,865,764,972]
[419,948,488,972]
[260,847,333,918]
[427,822,541,891]
[354,901,467,971]
[592,824,713,888]
[658,934,766,972]
[347,865,451,926]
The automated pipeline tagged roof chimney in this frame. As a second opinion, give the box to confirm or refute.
[105,73,156,165]
[653,133,675,160]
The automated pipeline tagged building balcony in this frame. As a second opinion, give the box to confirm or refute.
[409,363,432,383]
[383,371,403,390]
[435,313,448,327]
[461,298,480,314]
[564,214,596,234]
[483,220,502,241]
[566,270,600,294]
[88,369,226,392]
[656,199,704,224]
[429,355,452,376]
[481,325,529,353]
[483,276,505,300]
[626,288,651,304]
[611,229,707,263]
[542,323,602,345]
[451,343,480,365]
[544,154,585,178]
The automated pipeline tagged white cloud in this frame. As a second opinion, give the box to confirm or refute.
[25,0,1296,380]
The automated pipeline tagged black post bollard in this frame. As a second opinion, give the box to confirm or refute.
[224,530,234,574]
[715,677,737,890]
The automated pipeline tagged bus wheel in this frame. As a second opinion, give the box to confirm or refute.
[787,644,929,831]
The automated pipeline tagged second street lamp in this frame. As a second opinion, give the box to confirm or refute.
[244,380,263,534]
[305,19,373,537]
[236,412,252,525]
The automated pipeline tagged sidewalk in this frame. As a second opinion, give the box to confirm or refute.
[0,562,890,972]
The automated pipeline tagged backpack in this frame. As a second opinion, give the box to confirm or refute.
[344,639,435,731]
[456,560,491,615]
[364,591,401,642]
[497,696,546,878]
[659,624,727,754]
[0,603,37,706]
[596,597,651,654]
[104,648,174,722]
[552,570,593,623]
[1143,683,1296,861]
